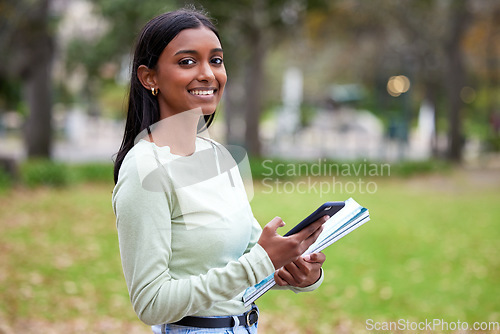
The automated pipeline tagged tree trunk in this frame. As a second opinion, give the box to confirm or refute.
[21,0,54,158]
[244,29,266,157]
[444,0,469,162]
[224,78,245,146]
[24,52,53,158]
[486,8,500,126]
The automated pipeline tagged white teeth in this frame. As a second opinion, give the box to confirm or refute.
[189,90,214,96]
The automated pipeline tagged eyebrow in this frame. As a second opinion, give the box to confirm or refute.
[174,48,223,56]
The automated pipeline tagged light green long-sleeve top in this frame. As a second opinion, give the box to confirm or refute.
[112,137,322,326]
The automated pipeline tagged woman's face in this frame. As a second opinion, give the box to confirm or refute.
[153,26,227,118]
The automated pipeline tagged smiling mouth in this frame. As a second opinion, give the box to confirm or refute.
[188,89,216,96]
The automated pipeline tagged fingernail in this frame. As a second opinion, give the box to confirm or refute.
[303,254,311,261]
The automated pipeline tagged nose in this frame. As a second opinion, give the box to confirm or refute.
[197,61,215,82]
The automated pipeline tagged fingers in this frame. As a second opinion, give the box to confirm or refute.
[285,257,312,279]
[296,223,325,255]
[275,216,327,263]
[259,217,290,269]
[296,215,329,239]
[274,271,288,286]
[259,215,327,271]
[276,260,312,287]
[276,255,324,287]
[275,265,299,286]
[304,223,324,246]
[302,252,326,264]
[263,216,285,233]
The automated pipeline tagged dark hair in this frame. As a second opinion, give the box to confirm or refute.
[113,9,220,184]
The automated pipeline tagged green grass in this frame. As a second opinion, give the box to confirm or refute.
[0,170,499,333]
[0,184,128,322]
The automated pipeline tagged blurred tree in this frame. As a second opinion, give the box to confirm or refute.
[385,0,497,162]
[347,0,472,162]
[377,0,447,157]
[483,6,500,146]
[61,0,498,161]
[68,0,330,156]
[197,0,282,155]
[379,0,471,161]
[444,0,470,162]
[295,0,498,161]
[67,0,174,78]
[0,0,56,158]
[65,0,175,117]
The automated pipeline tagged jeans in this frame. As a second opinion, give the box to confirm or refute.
[152,309,259,334]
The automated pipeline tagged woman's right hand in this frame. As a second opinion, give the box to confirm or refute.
[257,216,328,270]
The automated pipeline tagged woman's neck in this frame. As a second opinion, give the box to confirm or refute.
[149,108,203,156]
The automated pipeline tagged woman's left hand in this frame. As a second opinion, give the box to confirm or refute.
[274,252,326,288]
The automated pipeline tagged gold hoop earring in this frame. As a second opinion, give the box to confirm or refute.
[151,87,158,96]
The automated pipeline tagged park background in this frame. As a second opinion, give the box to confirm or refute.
[0,0,499,333]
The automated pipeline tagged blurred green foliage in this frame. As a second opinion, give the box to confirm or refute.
[0,169,12,193]
[1,159,453,191]
[17,160,113,188]
[388,160,451,177]
[20,159,71,188]
[97,82,129,119]
[487,136,500,152]
[71,163,114,183]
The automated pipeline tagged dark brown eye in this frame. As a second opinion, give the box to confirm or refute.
[179,58,195,66]
[211,57,223,65]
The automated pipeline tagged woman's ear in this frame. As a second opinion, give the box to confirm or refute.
[137,65,157,91]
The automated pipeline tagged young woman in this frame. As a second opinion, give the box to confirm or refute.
[112,8,327,334]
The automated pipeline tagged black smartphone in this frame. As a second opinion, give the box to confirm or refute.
[284,202,345,236]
